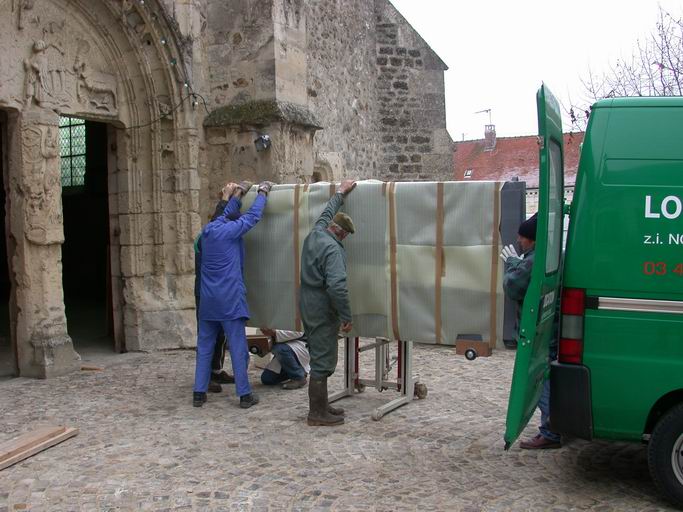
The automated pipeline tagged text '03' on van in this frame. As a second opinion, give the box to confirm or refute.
[505,88,683,508]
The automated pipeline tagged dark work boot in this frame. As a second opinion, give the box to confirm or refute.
[282,377,307,390]
[211,370,235,384]
[239,393,260,409]
[307,377,344,426]
[193,392,207,407]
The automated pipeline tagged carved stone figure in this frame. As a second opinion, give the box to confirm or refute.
[73,39,118,112]
[23,39,70,108]
[20,124,64,245]
[120,0,133,23]
[14,0,37,30]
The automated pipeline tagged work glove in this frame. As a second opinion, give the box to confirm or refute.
[499,244,520,263]
[257,181,275,195]
[235,181,253,195]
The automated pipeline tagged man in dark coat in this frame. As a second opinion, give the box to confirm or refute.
[300,179,357,426]
[501,213,561,449]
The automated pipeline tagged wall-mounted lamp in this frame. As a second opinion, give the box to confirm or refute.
[254,134,271,152]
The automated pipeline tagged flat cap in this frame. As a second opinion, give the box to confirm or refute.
[333,212,355,234]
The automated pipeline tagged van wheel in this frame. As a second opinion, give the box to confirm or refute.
[648,403,683,507]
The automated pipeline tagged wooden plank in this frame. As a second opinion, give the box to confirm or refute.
[0,426,65,461]
[0,426,78,471]
[80,365,104,371]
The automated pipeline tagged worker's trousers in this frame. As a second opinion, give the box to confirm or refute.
[300,285,341,379]
[194,318,251,397]
[195,294,229,373]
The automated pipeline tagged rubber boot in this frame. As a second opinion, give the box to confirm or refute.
[327,404,345,416]
[307,377,344,426]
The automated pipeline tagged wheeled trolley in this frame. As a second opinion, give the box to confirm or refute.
[328,337,428,421]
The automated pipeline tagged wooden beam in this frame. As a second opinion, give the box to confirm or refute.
[80,365,104,371]
[0,426,78,471]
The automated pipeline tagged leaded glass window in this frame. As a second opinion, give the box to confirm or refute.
[59,117,86,187]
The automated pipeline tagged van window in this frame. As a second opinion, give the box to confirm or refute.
[545,140,563,274]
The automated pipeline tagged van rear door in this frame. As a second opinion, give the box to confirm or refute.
[504,84,565,449]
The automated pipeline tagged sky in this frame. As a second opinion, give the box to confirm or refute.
[389,0,683,140]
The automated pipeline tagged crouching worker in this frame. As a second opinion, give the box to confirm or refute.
[193,180,274,409]
[300,179,357,426]
[260,329,310,389]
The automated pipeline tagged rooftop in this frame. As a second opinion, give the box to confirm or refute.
[453,132,584,188]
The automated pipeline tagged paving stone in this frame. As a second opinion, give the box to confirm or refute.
[0,346,677,510]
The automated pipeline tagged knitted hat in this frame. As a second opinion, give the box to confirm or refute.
[332,212,355,234]
[518,213,537,241]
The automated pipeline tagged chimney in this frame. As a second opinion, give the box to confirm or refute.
[484,124,496,151]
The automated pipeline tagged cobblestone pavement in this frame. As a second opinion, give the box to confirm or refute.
[0,344,676,511]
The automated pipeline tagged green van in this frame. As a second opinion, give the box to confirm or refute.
[505,86,683,506]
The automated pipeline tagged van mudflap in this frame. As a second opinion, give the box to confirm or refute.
[550,361,593,440]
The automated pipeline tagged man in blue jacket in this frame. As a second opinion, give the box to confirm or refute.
[193,180,274,408]
[193,182,245,393]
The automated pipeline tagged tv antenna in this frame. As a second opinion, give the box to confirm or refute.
[474,108,492,124]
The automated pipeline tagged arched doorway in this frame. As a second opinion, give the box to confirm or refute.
[0,0,200,377]
[0,111,17,378]
[59,117,114,356]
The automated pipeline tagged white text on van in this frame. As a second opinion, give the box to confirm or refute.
[645,195,682,219]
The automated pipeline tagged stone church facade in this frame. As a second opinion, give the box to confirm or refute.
[0,0,452,378]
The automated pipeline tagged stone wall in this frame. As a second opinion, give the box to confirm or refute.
[205,0,276,109]
[373,0,453,181]
[199,0,453,195]
[289,0,453,182]
[303,0,379,181]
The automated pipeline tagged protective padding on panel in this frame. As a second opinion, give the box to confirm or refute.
[396,245,437,342]
[442,246,493,293]
[234,180,504,346]
[348,263,387,315]
[243,187,296,329]
[345,182,388,323]
[443,181,498,247]
[394,182,438,246]
[438,245,498,345]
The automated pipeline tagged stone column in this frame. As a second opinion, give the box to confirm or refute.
[10,109,80,378]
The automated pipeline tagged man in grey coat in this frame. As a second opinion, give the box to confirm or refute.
[300,179,357,426]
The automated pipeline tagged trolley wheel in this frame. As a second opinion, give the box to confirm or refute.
[371,410,383,421]
[465,348,478,361]
[414,382,428,399]
[354,382,366,393]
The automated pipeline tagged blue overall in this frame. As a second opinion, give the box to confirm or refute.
[193,194,267,397]
[193,198,238,372]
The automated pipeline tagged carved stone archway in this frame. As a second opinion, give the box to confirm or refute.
[0,0,200,377]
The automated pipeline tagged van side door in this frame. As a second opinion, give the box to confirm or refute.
[504,84,565,448]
